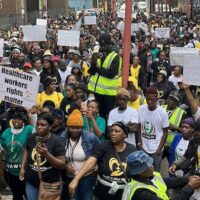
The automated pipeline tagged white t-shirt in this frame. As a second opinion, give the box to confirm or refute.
[138,105,169,154]
[65,137,86,177]
[59,69,71,88]
[168,75,183,90]
[175,138,189,161]
[194,107,200,121]
[192,145,200,199]
[107,106,138,145]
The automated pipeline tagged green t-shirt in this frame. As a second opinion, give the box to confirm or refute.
[150,48,160,61]
[83,116,106,142]
[0,125,33,176]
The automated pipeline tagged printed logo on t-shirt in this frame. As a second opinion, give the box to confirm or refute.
[109,158,127,176]
[31,148,47,167]
[142,121,156,139]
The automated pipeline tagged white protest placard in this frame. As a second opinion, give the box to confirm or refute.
[84,16,96,25]
[0,38,4,57]
[22,25,47,41]
[131,23,139,32]
[57,30,80,47]
[0,66,40,108]
[170,47,199,66]
[155,28,170,38]
[118,11,125,19]
[36,19,47,26]
[117,22,139,35]
[71,19,82,31]
[183,55,200,86]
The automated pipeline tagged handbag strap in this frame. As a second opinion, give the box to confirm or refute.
[36,152,43,181]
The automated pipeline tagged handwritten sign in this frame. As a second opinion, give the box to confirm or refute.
[170,47,199,66]
[84,16,96,25]
[183,55,200,86]
[155,28,170,38]
[0,38,4,57]
[0,66,40,108]
[57,30,80,47]
[22,25,47,41]
[36,19,47,26]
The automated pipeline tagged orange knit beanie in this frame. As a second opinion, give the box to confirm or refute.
[66,109,83,127]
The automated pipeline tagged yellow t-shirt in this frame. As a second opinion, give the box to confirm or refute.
[82,61,89,77]
[36,92,63,109]
[130,65,141,90]
[118,76,139,90]
[128,96,147,110]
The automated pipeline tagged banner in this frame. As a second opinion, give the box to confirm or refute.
[183,55,200,86]
[0,66,40,108]
[71,19,82,31]
[170,47,199,66]
[36,19,47,26]
[22,25,47,41]
[0,38,4,57]
[57,30,80,47]
[155,28,170,38]
[84,16,96,25]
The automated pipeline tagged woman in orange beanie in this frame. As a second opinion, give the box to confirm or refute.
[62,109,100,200]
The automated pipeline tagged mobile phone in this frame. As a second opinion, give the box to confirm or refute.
[35,136,43,147]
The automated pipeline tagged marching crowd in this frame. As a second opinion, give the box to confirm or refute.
[0,9,200,200]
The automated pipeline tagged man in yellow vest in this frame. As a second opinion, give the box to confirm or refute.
[126,150,200,200]
[162,91,186,159]
[88,33,121,118]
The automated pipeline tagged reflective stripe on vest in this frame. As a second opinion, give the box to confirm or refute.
[162,105,186,146]
[88,51,121,96]
[129,172,169,200]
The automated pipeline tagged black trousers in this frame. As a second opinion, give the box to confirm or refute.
[94,93,116,119]
[4,171,26,200]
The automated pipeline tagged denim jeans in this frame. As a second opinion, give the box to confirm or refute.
[25,182,39,200]
[62,174,96,200]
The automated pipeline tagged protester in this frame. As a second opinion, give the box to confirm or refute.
[169,117,194,167]
[108,88,138,145]
[126,150,200,200]
[162,91,186,159]
[0,112,33,200]
[68,122,136,200]
[37,77,63,109]
[169,118,200,199]
[20,112,65,200]
[60,83,77,116]
[40,56,62,92]
[137,87,169,171]
[127,83,146,111]
[130,55,145,91]
[88,33,122,118]
[83,99,106,141]
[63,109,100,200]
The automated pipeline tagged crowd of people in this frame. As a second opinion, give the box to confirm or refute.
[0,8,200,200]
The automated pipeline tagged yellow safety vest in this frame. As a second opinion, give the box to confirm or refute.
[129,172,169,200]
[162,105,186,146]
[88,51,121,96]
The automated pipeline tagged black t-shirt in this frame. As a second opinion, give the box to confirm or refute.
[40,69,61,91]
[25,133,65,187]
[60,97,76,116]
[91,140,136,200]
